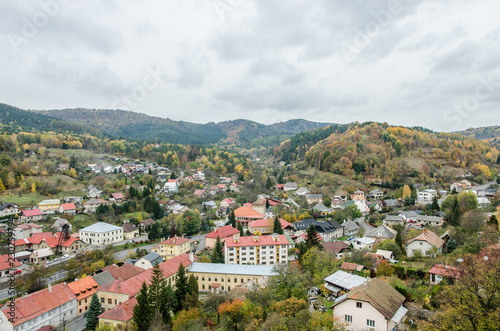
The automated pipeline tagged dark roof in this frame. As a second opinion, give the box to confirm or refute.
[293,219,317,230]
[346,278,405,320]
[91,270,116,287]
[122,222,138,233]
[323,241,349,254]
[0,202,17,210]
[141,252,163,264]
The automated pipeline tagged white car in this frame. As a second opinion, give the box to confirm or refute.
[62,254,69,259]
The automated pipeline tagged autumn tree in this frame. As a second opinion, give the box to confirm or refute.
[218,299,245,330]
[402,185,411,199]
[376,260,395,278]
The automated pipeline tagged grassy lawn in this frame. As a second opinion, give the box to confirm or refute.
[123,211,149,220]
[71,214,96,231]
[114,238,160,251]
[0,192,48,208]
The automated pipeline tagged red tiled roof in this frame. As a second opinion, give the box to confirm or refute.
[1,283,75,327]
[300,233,323,241]
[428,264,460,278]
[21,209,42,217]
[234,206,264,218]
[206,225,239,239]
[98,296,137,322]
[103,263,145,281]
[248,218,292,229]
[193,189,206,195]
[68,276,99,301]
[168,179,178,183]
[60,203,76,210]
[341,262,363,271]
[225,234,288,248]
[476,242,500,261]
[111,193,125,199]
[159,236,190,246]
[0,254,21,271]
[30,232,53,238]
[113,253,193,297]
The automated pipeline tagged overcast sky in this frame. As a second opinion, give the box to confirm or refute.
[1,0,499,132]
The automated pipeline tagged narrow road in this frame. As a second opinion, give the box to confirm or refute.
[66,313,86,331]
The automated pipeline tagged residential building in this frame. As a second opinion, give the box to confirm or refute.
[87,185,103,198]
[450,182,465,193]
[64,196,84,205]
[352,190,366,201]
[404,229,445,257]
[367,188,384,200]
[333,278,408,331]
[91,270,116,288]
[0,283,77,331]
[305,194,323,205]
[30,248,53,264]
[152,236,191,260]
[68,276,100,315]
[295,187,310,196]
[13,223,43,239]
[79,222,124,246]
[202,201,217,209]
[312,203,331,216]
[415,215,444,227]
[342,220,360,236]
[341,262,365,273]
[352,237,375,250]
[51,217,73,232]
[220,198,235,208]
[247,218,294,236]
[18,209,43,223]
[0,254,22,282]
[135,252,163,270]
[188,262,276,293]
[323,241,351,259]
[224,234,288,265]
[193,189,207,198]
[102,263,144,282]
[233,206,265,227]
[343,200,370,215]
[58,203,77,215]
[418,189,437,202]
[109,193,126,202]
[294,219,344,241]
[205,225,240,249]
[383,215,404,226]
[139,218,156,231]
[98,297,137,328]
[428,264,460,284]
[192,171,205,181]
[374,249,395,260]
[38,199,61,214]
[163,179,179,194]
[122,222,139,240]
[83,198,108,214]
[382,199,400,208]
[365,225,397,243]
[0,203,19,217]
[398,211,420,223]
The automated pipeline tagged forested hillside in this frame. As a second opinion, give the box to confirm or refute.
[275,122,500,185]
[41,108,330,147]
[458,126,500,144]
[0,104,105,137]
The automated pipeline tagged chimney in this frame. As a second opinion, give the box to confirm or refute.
[48,283,52,292]
[189,252,194,262]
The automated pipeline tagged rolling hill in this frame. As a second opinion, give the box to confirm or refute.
[457,126,500,144]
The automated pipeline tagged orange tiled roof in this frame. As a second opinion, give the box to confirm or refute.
[234,206,264,218]
[103,263,144,281]
[248,218,292,229]
[205,225,240,239]
[60,203,76,210]
[67,276,99,301]
[159,236,190,246]
[0,254,21,271]
[98,296,137,322]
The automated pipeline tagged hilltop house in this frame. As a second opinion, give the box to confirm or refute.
[0,203,19,218]
[405,229,445,257]
[79,222,124,246]
[367,188,384,200]
[18,209,43,223]
[163,179,179,194]
[38,199,61,215]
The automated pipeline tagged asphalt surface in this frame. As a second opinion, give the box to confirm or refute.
[65,313,86,331]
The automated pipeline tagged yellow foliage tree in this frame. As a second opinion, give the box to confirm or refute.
[0,179,5,192]
[31,182,36,193]
[402,185,412,199]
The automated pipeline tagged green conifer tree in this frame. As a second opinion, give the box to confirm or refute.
[273,216,283,234]
[174,263,189,312]
[211,236,224,264]
[133,282,152,331]
[85,293,102,331]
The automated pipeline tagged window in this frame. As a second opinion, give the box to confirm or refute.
[356,302,362,308]
[228,278,231,282]
[108,299,112,304]
[345,315,352,323]
[234,278,237,282]
[100,297,104,303]
[202,277,205,281]
[202,285,205,289]
[208,277,211,281]
[367,319,375,328]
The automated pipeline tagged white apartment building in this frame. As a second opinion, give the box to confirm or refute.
[224,234,289,265]
[79,222,123,246]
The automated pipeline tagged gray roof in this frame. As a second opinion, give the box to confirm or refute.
[324,270,366,291]
[141,252,163,264]
[306,194,322,199]
[384,199,399,207]
[313,203,330,212]
[79,222,122,233]
[399,211,419,218]
[385,215,403,222]
[366,225,396,239]
[91,270,116,287]
[343,220,360,232]
[188,262,276,276]
[369,189,384,194]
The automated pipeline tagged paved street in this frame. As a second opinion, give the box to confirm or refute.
[66,313,86,331]
[190,233,207,252]
[113,243,156,261]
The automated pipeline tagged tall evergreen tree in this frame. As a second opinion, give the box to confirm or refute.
[430,196,440,211]
[183,274,199,309]
[228,210,236,227]
[273,216,283,234]
[85,293,102,331]
[133,282,152,331]
[175,264,189,312]
[237,222,244,236]
[277,173,284,184]
[211,236,224,264]
[305,224,321,249]
[266,177,273,190]
[451,196,460,226]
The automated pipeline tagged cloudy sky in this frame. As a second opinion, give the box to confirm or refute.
[1,0,499,132]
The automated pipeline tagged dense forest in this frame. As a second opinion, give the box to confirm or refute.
[458,125,500,144]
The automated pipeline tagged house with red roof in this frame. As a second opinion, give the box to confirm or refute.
[110,193,126,202]
[205,225,240,249]
[98,296,137,328]
[0,282,77,331]
[58,203,77,215]
[232,206,265,227]
[224,234,289,265]
[220,198,235,208]
[18,208,43,223]
[163,179,179,193]
[68,276,100,314]
[102,262,144,282]
[428,264,460,284]
[0,254,22,282]
[193,189,207,198]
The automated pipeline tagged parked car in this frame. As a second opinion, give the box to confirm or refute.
[62,254,69,259]
[12,270,21,275]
